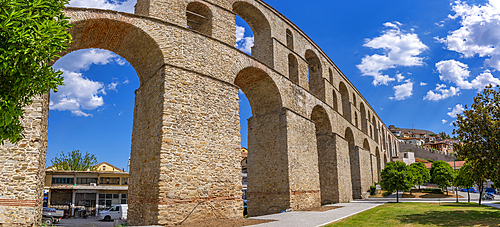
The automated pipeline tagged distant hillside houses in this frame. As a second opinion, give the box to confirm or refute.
[389,125,458,156]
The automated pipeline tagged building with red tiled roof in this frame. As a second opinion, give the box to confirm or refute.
[424,161,465,171]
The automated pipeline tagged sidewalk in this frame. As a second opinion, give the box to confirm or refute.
[246,202,384,227]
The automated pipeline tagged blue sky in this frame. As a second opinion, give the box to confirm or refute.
[48,0,500,169]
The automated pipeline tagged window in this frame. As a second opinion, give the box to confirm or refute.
[102,166,106,171]
[99,177,120,185]
[121,177,128,185]
[121,194,127,204]
[76,178,98,185]
[52,177,74,184]
[110,206,120,211]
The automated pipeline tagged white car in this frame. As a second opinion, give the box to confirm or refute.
[98,204,127,221]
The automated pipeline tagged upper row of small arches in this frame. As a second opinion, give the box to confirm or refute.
[183,1,394,148]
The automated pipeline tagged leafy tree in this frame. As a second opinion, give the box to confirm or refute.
[453,85,500,205]
[454,161,475,203]
[0,0,72,143]
[50,150,98,171]
[439,132,450,140]
[408,162,431,190]
[430,161,455,195]
[380,161,413,202]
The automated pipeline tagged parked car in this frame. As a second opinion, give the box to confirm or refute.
[42,207,63,224]
[485,188,496,194]
[98,204,127,221]
[460,188,477,193]
[42,214,55,226]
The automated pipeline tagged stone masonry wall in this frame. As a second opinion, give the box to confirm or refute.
[0,95,48,226]
[317,133,338,204]
[247,111,289,216]
[358,147,372,199]
[284,109,321,211]
[334,134,352,202]
[399,143,454,162]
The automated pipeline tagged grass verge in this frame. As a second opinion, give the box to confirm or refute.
[324,202,500,226]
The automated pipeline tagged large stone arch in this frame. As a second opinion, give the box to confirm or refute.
[60,17,167,225]
[345,128,360,199]
[66,18,164,84]
[311,105,338,204]
[235,67,287,216]
[233,1,273,67]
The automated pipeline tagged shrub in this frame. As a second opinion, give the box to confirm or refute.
[382,191,392,197]
[370,186,377,195]
[422,188,443,194]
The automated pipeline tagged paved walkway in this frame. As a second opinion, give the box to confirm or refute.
[246,202,384,227]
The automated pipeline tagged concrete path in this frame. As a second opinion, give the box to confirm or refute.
[245,202,384,227]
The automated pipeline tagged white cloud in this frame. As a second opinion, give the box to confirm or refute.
[437,0,500,70]
[442,119,448,124]
[67,0,136,13]
[50,70,106,117]
[396,73,405,82]
[420,82,427,86]
[234,26,254,55]
[123,79,130,84]
[447,104,465,118]
[54,49,124,72]
[235,26,245,43]
[470,70,500,90]
[434,59,500,91]
[357,22,428,86]
[423,84,460,101]
[390,80,413,100]
[51,49,128,117]
[435,59,472,89]
[108,82,119,92]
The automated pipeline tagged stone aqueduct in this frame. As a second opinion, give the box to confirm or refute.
[0,0,400,225]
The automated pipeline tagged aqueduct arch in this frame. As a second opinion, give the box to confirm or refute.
[0,0,400,226]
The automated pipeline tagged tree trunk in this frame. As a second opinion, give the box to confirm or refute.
[478,184,484,205]
[467,188,470,203]
[397,190,399,203]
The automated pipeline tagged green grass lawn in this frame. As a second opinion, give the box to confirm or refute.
[325,203,500,226]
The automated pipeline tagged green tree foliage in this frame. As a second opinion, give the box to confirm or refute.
[380,161,413,202]
[453,85,500,205]
[50,150,98,171]
[430,160,455,194]
[439,132,450,139]
[454,161,475,203]
[0,0,72,143]
[408,162,431,189]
